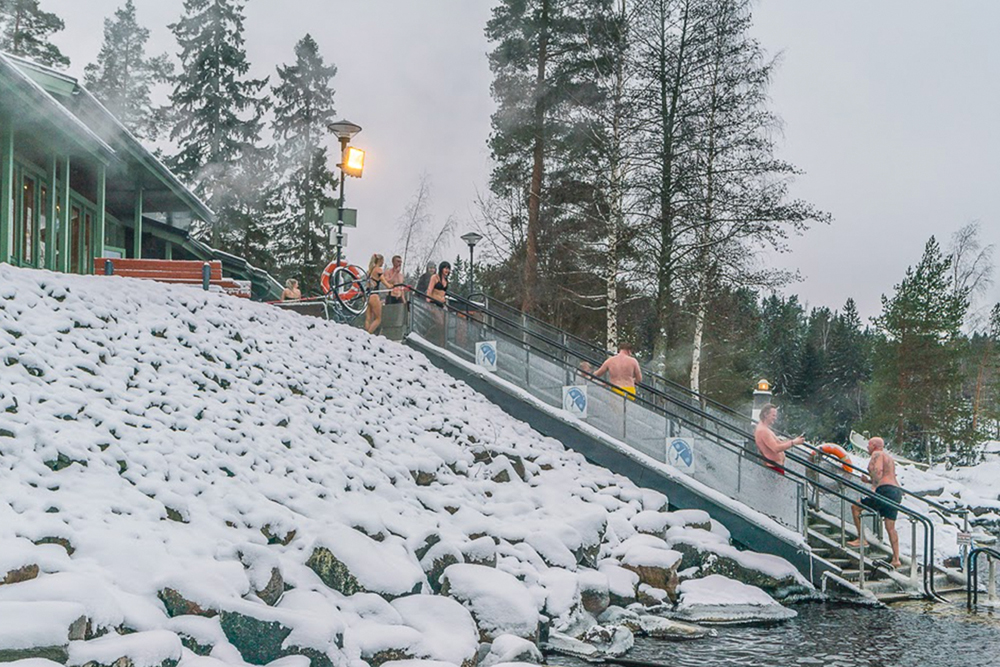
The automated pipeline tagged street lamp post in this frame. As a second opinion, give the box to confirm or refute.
[327,120,363,266]
[460,231,483,294]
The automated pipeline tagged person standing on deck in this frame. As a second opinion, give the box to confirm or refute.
[384,255,406,305]
[415,262,435,295]
[753,404,804,475]
[593,343,642,400]
[848,437,903,568]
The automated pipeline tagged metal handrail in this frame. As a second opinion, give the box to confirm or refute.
[471,291,751,423]
[412,291,943,599]
[463,293,968,528]
[967,546,1000,609]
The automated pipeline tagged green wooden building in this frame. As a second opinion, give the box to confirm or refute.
[0,52,281,299]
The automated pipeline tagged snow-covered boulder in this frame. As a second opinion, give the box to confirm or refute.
[0,601,87,662]
[665,527,813,600]
[597,563,638,607]
[351,623,422,667]
[674,575,796,624]
[0,573,127,638]
[391,595,479,667]
[305,530,424,599]
[546,625,633,659]
[480,635,543,667]
[598,607,710,640]
[66,630,182,667]
[617,545,682,602]
[576,569,610,615]
[420,542,464,594]
[440,564,540,641]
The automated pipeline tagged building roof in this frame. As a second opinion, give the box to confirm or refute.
[0,51,214,225]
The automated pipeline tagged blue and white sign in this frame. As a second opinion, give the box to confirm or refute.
[562,385,588,419]
[667,438,695,473]
[475,341,498,372]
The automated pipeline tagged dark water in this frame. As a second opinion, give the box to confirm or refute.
[550,602,1000,667]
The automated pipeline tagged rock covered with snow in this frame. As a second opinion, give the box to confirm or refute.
[674,575,797,624]
[0,266,805,662]
[665,526,813,600]
[440,564,539,641]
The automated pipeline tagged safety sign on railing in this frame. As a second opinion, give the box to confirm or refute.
[668,437,695,473]
[562,385,588,419]
[475,341,498,372]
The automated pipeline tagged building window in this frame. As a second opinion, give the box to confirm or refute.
[70,206,81,273]
[83,211,92,274]
[39,185,47,268]
[22,176,34,266]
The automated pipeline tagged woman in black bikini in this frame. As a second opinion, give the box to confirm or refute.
[427,261,450,306]
[365,253,388,333]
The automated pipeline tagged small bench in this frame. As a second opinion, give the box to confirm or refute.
[94,258,251,298]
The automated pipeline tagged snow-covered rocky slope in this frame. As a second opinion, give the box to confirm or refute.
[0,266,810,666]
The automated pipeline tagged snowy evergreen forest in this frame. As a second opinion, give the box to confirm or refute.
[1,0,998,463]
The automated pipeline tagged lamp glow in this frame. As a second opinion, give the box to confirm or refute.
[344,146,365,178]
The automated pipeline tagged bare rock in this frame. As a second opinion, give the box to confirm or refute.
[2,563,39,585]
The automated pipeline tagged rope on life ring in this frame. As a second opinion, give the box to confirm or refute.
[813,443,854,473]
[320,260,362,299]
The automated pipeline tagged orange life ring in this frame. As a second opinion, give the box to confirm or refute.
[814,443,853,473]
[320,261,362,299]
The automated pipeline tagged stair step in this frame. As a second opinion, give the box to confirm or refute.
[826,558,855,567]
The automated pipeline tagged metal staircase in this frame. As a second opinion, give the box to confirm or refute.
[401,290,968,601]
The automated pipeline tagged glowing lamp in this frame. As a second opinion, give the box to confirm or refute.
[343,146,365,178]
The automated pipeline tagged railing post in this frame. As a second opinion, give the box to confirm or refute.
[801,484,808,537]
[840,496,847,549]
[910,520,918,581]
[989,558,997,604]
[202,262,211,291]
[104,259,113,275]
[858,521,866,590]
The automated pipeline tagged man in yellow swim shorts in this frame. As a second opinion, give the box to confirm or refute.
[593,342,643,400]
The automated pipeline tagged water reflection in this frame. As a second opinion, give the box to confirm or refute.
[548,602,1000,667]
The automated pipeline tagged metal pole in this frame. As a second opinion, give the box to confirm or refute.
[468,243,475,293]
[840,497,846,549]
[961,511,970,572]
[910,520,918,581]
[335,137,348,266]
[989,558,997,604]
[859,519,866,590]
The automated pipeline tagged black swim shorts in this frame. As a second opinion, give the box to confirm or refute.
[860,484,904,521]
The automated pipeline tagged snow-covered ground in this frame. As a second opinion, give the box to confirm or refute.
[0,266,808,665]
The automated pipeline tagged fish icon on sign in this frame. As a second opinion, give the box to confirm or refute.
[481,344,496,366]
[670,438,693,468]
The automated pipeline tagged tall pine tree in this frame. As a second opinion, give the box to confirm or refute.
[84,0,172,140]
[868,237,969,463]
[271,34,338,292]
[819,298,872,442]
[0,0,68,67]
[168,0,269,251]
[485,0,615,316]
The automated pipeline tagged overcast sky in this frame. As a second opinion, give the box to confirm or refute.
[47,0,1000,321]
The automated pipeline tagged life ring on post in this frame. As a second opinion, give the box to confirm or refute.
[320,260,362,299]
[813,443,854,473]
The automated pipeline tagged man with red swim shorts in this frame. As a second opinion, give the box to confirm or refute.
[754,403,804,475]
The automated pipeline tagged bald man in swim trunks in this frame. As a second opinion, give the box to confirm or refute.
[593,343,642,400]
[848,437,903,568]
